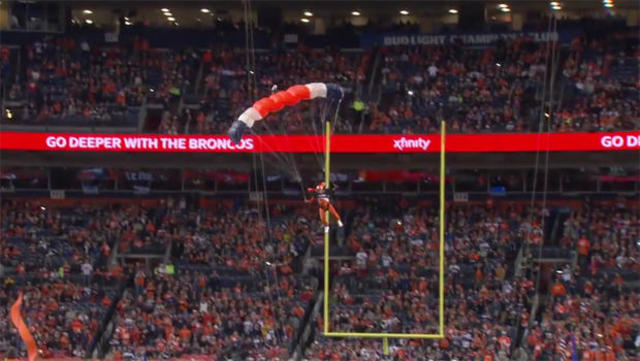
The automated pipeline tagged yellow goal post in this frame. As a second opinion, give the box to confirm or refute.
[322,121,447,343]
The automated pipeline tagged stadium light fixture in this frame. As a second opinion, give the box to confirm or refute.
[125,21,132,26]
[200,8,210,13]
[496,63,502,67]
[498,3,508,8]
[161,8,169,12]
[164,12,173,17]
[351,10,361,16]
[167,17,175,21]
[603,2,614,7]
[399,9,409,15]
[85,19,93,24]
[301,18,310,23]
[82,9,93,15]
[500,7,511,12]
[448,9,459,14]
[304,11,313,17]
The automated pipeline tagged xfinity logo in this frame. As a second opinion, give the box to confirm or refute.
[393,137,431,151]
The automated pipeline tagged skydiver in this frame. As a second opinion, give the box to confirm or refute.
[305,182,343,233]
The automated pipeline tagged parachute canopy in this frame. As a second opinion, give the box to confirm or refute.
[228,82,343,144]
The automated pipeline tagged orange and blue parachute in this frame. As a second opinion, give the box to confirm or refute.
[228,82,343,143]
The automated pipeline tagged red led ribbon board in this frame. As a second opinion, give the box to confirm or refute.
[0,131,638,153]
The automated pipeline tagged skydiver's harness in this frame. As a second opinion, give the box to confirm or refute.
[310,188,331,210]
[316,189,330,200]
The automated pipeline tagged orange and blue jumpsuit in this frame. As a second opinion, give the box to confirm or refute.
[306,182,343,228]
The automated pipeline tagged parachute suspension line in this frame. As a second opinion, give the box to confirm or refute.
[527,13,558,298]
[252,114,305,181]
[243,0,263,222]
[244,0,306,197]
[229,82,345,191]
[243,0,281,348]
[243,0,271,244]
[242,0,263,238]
[537,14,560,291]
[257,115,307,197]
[240,6,295,177]
[250,0,305,197]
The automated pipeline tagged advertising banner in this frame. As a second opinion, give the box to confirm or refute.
[0,131,638,154]
[359,30,578,48]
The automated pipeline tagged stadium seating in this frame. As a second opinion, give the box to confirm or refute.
[2,27,636,134]
[3,196,636,360]
[1,15,638,361]
[523,202,639,360]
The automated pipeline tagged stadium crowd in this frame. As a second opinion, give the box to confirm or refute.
[0,201,125,359]
[1,7,639,361]
[523,202,640,361]
[2,26,636,134]
[374,28,638,134]
[1,195,639,360]
[0,200,115,277]
[171,203,316,272]
[107,202,320,359]
[109,270,315,360]
[0,199,320,360]
[188,46,370,135]
[2,37,199,127]
[0,279,116,359]
[305,201,533,360]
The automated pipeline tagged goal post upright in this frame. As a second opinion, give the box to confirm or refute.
[439,120,446,335]
[323,120,331,335]
[322,121,447,346]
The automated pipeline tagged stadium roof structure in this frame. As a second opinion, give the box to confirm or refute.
[56,0,640,29]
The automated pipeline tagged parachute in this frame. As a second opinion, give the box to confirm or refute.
[228,82,344,143]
